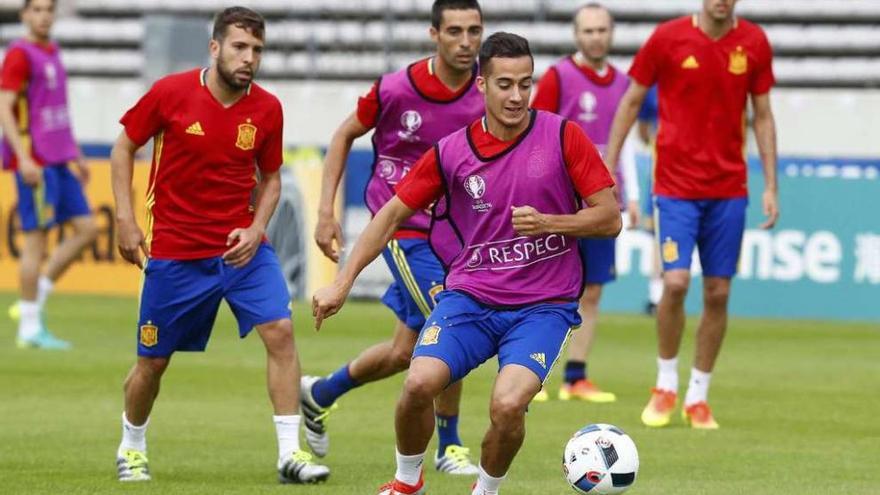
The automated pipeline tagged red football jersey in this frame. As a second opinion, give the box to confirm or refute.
[396,117,614,210]
[120,68,284,259]
[629,15,774,199]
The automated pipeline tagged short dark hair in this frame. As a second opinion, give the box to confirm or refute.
[478,32,532,76]
[212,6,265,42]
[574,2,614,29]
[23,0,54,9]
[431,0,482,29]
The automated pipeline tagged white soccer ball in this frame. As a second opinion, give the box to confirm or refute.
[562,423,639,494]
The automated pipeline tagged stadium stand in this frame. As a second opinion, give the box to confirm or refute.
[0,0,877,86]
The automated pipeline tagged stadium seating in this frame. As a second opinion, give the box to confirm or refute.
[0,0,876,86]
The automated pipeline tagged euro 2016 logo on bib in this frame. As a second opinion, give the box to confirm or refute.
[464,175,492,213]
[397,110,422,142]
[464,175,485,199]
[579,91,598,122]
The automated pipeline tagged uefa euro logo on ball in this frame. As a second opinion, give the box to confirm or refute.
[562,424,639,494]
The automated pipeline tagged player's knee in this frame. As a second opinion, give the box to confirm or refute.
[260,320,294,353]
[389,345,413,372]
[75,217,99,243]
[663,275,690,300]
[489,393,528,427]
[137,357,170,379]
[402,371,441,405]
[703,281,731,308]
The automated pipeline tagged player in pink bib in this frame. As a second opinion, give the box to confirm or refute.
[313,33,621,495]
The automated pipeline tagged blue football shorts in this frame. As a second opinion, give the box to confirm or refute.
[136,243,291,357]
[15,163,91,231]
[381,238,446,332]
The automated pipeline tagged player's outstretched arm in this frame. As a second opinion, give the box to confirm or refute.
[223,169,281,268]
[511,187,621,239]
[605,82,649,173]
[110,130,148,268]
[752,92,779,229]
[316,112,371,262]
[312,196,416,330]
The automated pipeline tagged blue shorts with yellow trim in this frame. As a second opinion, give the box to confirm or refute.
[15,163,91,232]
[136,243,291,358]
[579,237,616,285]
[412,290,581,384]
[655,195,748,278]
[381,238,446,332]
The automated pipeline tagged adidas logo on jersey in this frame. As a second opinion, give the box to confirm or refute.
[681,55,700,69]
[186,121,205,136]
[530,353,546,369]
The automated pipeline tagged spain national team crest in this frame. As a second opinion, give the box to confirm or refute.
[140,322,158,347]
[728,46,748,75]
[236,120,257,150]
[420,325,441,346]
[662,237,679,263]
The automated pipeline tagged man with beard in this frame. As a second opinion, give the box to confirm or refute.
[109,7,329,483]
[605,0,779,429]
[313,32,620,495]
[303,0,484,475]
[531,2,641,405]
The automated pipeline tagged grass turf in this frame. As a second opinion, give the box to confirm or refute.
[0,292,878,494]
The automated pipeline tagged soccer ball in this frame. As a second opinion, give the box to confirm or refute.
[562,423,639,494]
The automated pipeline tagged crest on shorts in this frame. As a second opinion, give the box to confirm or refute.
[728,46,748,75]
[662,237,679,263]
[428,284,444,305]
[236,120,257,150]
[140,322,158,347]
[420,325,441,346]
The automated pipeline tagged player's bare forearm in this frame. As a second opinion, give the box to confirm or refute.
[0,90,29,160]
[110,131,140,222]
[550,188,621,238]
[251,169,281,233]
[605,83,649,171]
[319,113,369,218]
[752,93,778,192]
[512,188,621,238]
[336,196,415,288]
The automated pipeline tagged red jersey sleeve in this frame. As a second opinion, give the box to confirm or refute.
[749,29,775,95]
[562,121,615,199]
[1,47,30,91]
[119,80,168,146]
[395,147,444,210]
[628,27,665,87]
[531,67,560,113]
[355,80,380,129]
[257,101,284,173]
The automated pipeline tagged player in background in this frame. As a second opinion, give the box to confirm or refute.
[530,3,639,404]
[110,7,329,483]
[304,0,484,475]
[635,85,664,315]
[313,32,620,495]
[604,0,779,429]
[0,0,97,350]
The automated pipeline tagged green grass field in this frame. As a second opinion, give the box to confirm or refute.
[0,292,878,494]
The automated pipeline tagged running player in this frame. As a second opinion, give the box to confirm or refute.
[110,7,329,483]
[0,0,97,350]
[530,2,640,403]
[605,0,779,429]
[313,32,620,495]
[303,0,484,475]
